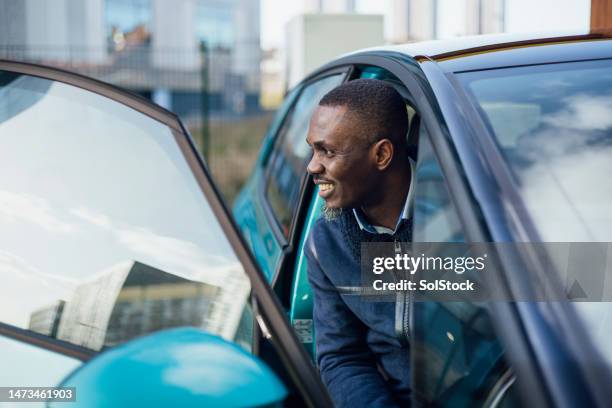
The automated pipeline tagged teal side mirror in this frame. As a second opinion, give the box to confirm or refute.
[51,327,287,408]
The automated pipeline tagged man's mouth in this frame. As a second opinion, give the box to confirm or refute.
[319,183,334,192]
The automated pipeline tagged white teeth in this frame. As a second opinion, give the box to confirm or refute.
[319,183,334,192]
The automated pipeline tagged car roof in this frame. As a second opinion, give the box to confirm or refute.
[345,30,612,73]
[373,30,589,57]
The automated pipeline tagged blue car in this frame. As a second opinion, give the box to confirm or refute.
[234,31,612,406]
[1,30,612,408]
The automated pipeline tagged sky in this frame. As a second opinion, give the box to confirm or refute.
[260,0,591,50]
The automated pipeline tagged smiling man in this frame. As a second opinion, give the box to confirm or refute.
[305,79,414,408]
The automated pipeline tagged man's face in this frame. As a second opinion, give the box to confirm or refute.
[306,105,380,209]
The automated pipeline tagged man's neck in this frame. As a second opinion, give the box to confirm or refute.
[360,163,411,230]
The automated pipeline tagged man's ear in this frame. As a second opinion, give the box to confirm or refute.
[373,139,394,170]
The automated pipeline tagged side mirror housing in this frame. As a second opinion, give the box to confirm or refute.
[52,327,287,407]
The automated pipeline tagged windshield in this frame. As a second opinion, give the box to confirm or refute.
[457,58,612,365]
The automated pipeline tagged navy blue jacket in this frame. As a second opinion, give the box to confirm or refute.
[306,212,411,408]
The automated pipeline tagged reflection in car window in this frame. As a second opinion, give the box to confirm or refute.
[458,59,612,242]
[0,72,252,353]
[458,59,612,367]
[265,74,344,237]
[413,125,464,243]
[412,128,515,406]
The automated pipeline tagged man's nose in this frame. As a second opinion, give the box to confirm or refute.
[307,153,324,175]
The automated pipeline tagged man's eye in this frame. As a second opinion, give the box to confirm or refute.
[324,149,335,158]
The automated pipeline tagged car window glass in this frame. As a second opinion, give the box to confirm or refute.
[412,126,513,405]
[457,59,612,242]
[0,71,253,354]
[457,59,612,368]
[265,74,344,237]
[412,124,464,243]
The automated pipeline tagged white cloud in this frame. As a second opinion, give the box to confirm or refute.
[70,206,113,229]
[116,226,234,278]
[543,94,612,131]
[70,206,240,284]
[0,190,76,234]
[518,139,612,242]
[0,250,77,327]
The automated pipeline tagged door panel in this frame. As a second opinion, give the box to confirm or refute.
[287,192,323,359]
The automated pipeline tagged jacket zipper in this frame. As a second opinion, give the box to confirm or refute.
[394,238,410,345]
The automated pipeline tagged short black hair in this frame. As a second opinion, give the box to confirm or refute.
[318,78,408,146]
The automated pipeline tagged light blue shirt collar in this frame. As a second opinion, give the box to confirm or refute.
[353,158,415,235]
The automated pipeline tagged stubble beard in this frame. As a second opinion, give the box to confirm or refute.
[322,203,343,221]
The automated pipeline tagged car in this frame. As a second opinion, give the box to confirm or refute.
[233,30,612,406]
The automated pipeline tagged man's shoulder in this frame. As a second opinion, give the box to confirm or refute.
[309,213,350,246]
[312,215,341,235]
[306,215,344,260]
[306,217,331,250]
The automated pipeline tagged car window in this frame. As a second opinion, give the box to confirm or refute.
[412,128,464,243]
[0,71,253,356]
[457,59,612,368]
[457,58,612,242]
[411,125,516,406]
[265,74,344,237]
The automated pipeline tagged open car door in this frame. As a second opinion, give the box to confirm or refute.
[0,60,331,408]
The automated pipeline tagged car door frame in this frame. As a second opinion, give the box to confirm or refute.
[0,59,334,408]
[298,51,612,407]
[257,66,354,295]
